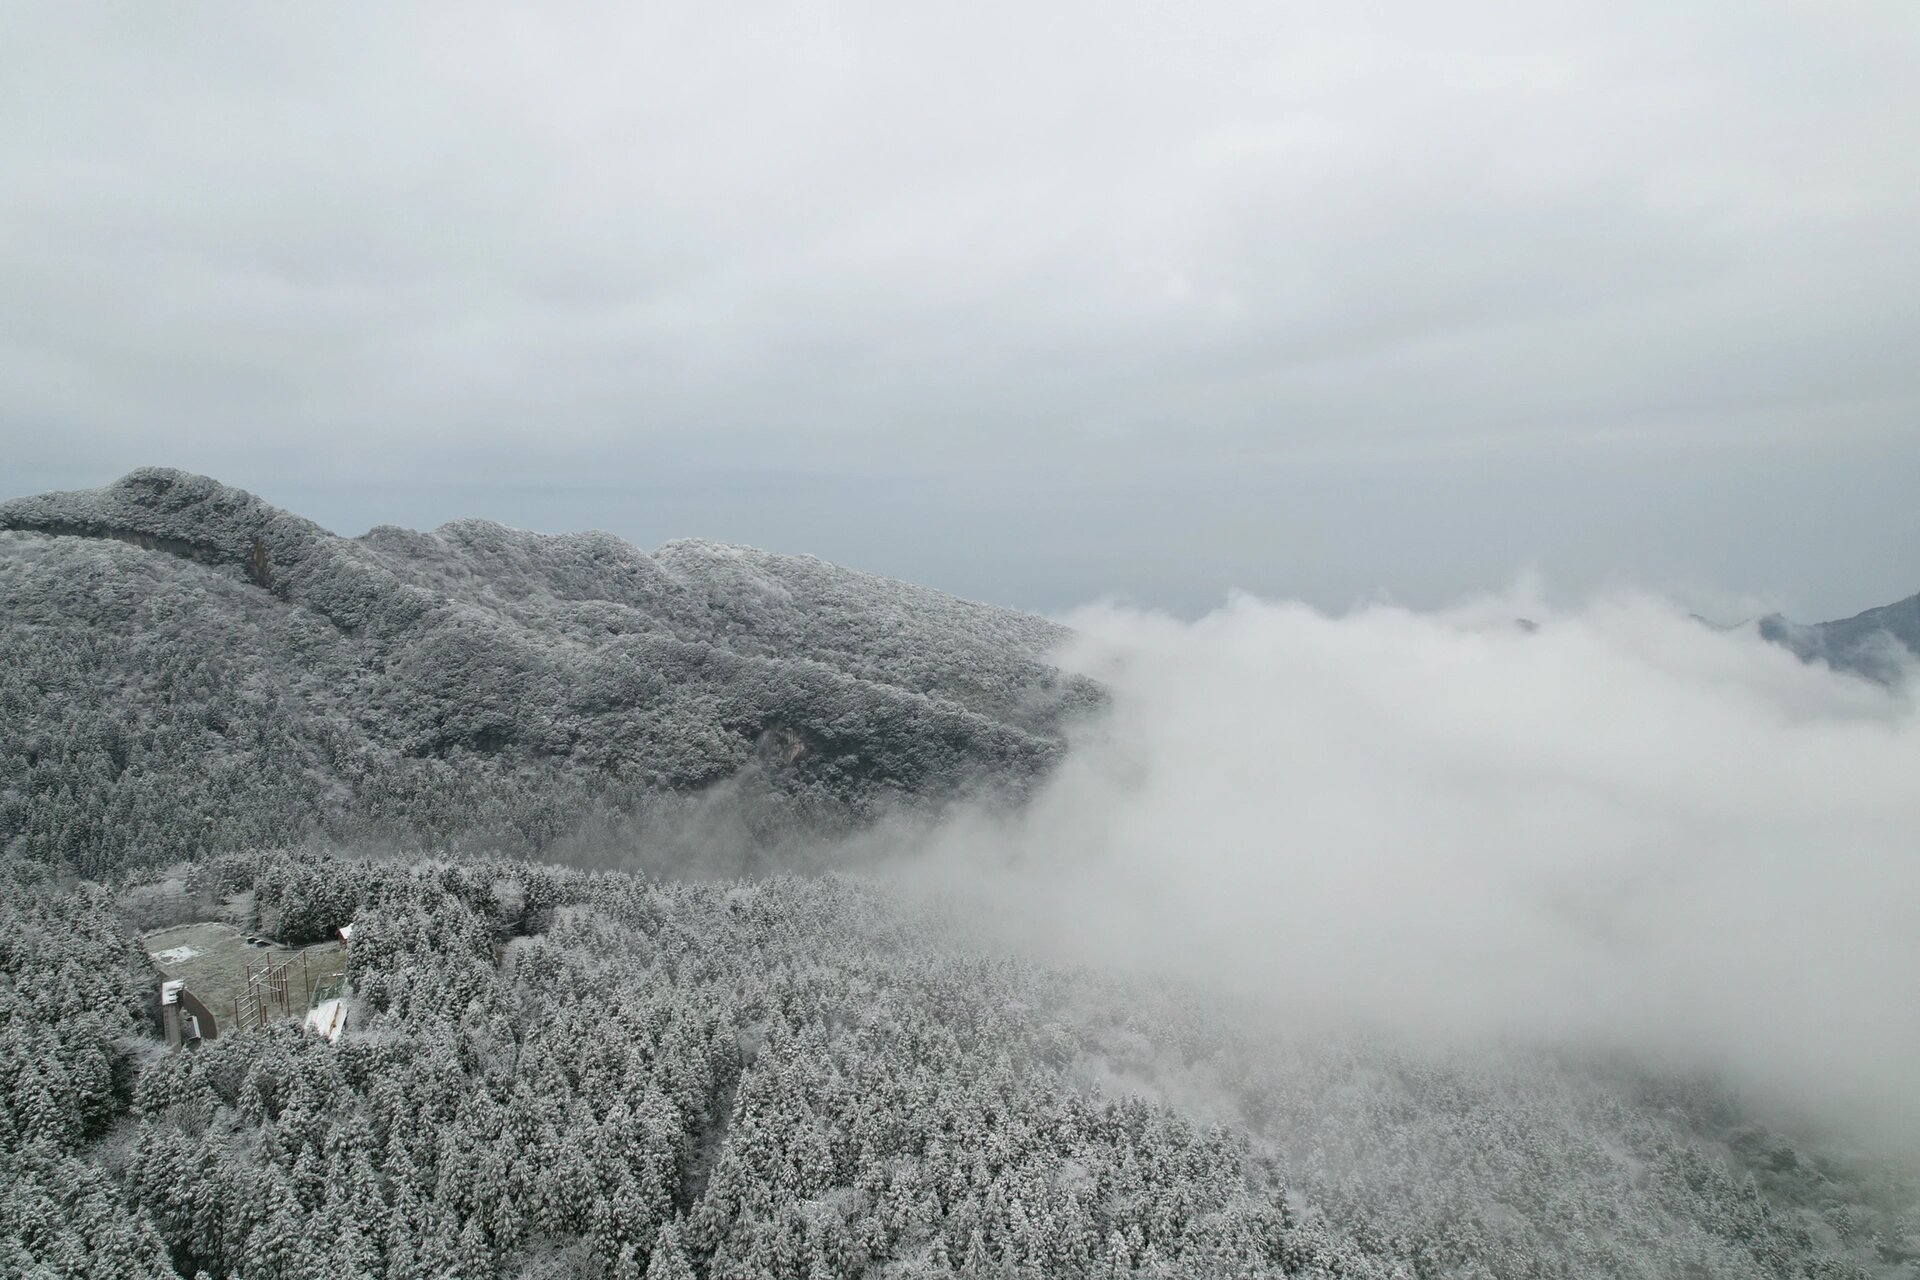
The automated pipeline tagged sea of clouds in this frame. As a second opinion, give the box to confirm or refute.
[901,588,1920,1143]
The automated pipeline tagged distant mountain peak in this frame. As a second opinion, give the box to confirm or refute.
[1,467,1095,872]
[1757,593,1920,683]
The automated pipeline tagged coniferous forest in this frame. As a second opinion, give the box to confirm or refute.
[4,473,1919,1279]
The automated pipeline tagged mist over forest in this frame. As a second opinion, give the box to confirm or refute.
[5,2,1919,1274]
[4,471,1919,1279]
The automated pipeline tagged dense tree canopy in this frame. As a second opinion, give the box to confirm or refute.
[3,850,1915,1279]
[4,471,1917,1278]
[0,471,1100,876]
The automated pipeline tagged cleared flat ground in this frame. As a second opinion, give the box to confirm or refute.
[143,921,345,1037]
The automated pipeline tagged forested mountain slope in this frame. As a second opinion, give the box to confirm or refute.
[0,469,1097,874]
[5,473,1918,1279]
[8,850,1915,1280]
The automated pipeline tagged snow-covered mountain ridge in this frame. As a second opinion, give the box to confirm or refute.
[0,468,1098,872]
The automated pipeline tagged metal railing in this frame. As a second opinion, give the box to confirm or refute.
[229,949,348,1033]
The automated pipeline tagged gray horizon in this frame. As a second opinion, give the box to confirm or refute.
[4,3,1917,622]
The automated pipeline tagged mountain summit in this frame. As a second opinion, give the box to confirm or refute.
[0,468,1096,872]
[1756,591,1920,684]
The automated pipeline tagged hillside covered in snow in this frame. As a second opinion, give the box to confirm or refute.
[0,469,1098,875]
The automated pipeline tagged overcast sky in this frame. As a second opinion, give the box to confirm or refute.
[3,2,1916,620]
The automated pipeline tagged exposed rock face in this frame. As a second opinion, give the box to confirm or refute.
[0,468,1100,872]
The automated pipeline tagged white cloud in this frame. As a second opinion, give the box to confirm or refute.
[2,2,1917,614]
[902,589,1920,1142]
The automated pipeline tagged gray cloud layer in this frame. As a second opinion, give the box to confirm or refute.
[3,2,1917,615]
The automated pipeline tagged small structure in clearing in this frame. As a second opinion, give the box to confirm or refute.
[305,998,347,1043]
[142,921,346,1042]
